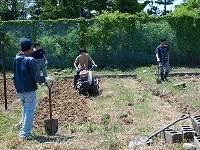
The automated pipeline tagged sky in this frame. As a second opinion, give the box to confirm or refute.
[138,0,184,12]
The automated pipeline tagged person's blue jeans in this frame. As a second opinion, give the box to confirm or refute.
[159,61,170,80]
[159,61,170,74]
[36,58,47,77]
[18,91,36,137]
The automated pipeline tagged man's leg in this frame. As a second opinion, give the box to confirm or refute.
[74,69,80,88]
[18,91,36,138]
[159,62,164,81]
[164,62,170,81]
[41,61,47,77]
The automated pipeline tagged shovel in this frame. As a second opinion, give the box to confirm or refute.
[156,62,162,84]
[131,114,190,146]
[44,82,58,136]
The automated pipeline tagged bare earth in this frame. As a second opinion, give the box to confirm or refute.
[0,74,200,149]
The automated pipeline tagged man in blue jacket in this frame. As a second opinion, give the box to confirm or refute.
[13,38,52,140]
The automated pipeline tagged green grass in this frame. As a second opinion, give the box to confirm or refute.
[1,66,199,149]
[0,111,16,139]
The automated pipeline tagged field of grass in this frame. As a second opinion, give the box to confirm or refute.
[0,65,199,149]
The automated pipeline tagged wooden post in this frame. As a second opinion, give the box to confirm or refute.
[1,41,7,110]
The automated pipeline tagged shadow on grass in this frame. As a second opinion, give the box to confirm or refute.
[35,135,74,143]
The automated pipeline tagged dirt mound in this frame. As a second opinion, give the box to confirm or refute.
[34,78,88,129]
[0,78,18,105]
[0,78,89,130]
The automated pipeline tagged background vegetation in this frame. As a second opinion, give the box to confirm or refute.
[0,0,199,70]
[0,10,200,69]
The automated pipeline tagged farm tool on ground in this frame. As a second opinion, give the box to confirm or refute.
[131,114,190,146]
[44,82,58,136]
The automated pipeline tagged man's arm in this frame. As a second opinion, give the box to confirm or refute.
[43,54,47,61]
[156,53,160,62]
[155,47,160,62]
[43,54,48,64]
[91,60,96,66]
[74,61,78,70]
[88,55,97,66]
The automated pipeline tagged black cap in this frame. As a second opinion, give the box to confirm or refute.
[20,38,32,51]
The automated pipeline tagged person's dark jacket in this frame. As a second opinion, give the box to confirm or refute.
[13,52,45,93]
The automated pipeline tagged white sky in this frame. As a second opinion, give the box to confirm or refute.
[138,0,184,12]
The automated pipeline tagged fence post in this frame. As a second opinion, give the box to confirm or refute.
[1,41,7,110]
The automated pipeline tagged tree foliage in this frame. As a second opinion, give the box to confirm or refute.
[173,0,200,16]
[0,0,18,20]
[1,0,149,20]
[112,0,149,14]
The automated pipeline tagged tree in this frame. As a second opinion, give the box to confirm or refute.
[28,0,150,20]
[112,0,149,14]
[0,0,18,20]
[30,0,81,19]
[174,0,199,12]
[0,0,34,20]
[146,0,175,16]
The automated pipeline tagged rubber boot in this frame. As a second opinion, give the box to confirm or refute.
[164,72,168,82]
[73,80,77,89]
[161,72,164,81]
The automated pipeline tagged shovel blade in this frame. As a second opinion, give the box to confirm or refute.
[156,78,162,84]
[44,119,58,136]
[132,136,153,146]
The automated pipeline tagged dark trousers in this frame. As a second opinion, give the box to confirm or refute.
[74,69,81,86]
[159,61,170,81]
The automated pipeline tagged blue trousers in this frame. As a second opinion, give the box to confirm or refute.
[35,58,47,77]
[159,61,170,74]
[18,91,36,137]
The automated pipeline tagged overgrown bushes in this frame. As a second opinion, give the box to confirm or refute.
[0,11,199,69]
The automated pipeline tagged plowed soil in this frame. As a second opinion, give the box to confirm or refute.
[34,78,88,130]
[0,78,88,130]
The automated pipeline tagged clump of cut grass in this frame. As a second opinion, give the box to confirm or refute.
[5,137,22,149]
[98,138,125,150]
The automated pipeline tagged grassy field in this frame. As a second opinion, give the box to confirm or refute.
[0,65,199,149]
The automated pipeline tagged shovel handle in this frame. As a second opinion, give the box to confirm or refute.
[157,62,160,78]
[45,82,53,119]
[45,81,53,89]
[148,114,190,139]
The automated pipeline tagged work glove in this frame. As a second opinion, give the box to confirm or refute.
[45,77,53,85]
[45,60,48,65]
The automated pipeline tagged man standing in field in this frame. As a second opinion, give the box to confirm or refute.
[31,42,48,77]
[155,37,170,82]
[73,47,97,88]
[13,38,52,140]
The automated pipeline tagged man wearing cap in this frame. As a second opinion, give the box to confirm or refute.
[155,38,170,82]
[31,42,48,77]
[13,38,52,140]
